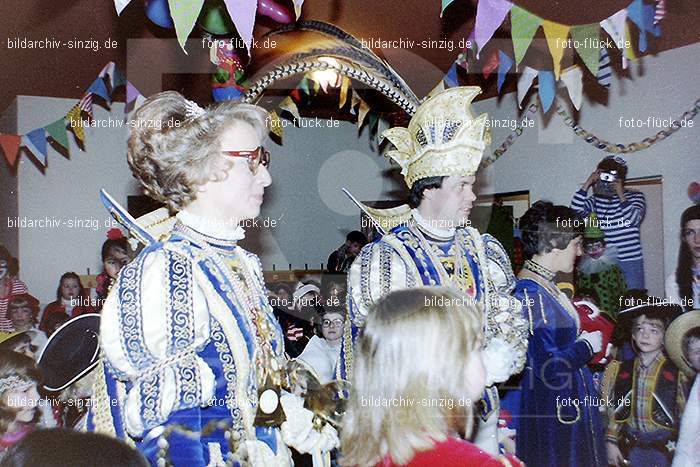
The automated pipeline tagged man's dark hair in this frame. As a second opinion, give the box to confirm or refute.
[408,176,446,208]
[597,157,628,181]
[346,231,368,245]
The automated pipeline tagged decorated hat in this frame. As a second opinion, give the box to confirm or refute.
[37,314,100,391]
[0,330,29,348]
[382,86,491,189]
[617,290,683,329]
[664,310,700,377]
[584,214,604,240]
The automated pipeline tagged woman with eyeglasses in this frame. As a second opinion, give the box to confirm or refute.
[90,92,337,466]
[296,309,345,385]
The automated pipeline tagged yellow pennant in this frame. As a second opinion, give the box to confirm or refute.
[542,20,570,80]
[339,77,350,109]
[66,105,85,144]
[268,111,284,139]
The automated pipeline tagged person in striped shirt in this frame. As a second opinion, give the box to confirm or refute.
[571,156,647,288]
[0,246,29,333]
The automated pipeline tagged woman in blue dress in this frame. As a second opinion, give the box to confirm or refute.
[88,92,338,466]
[514,201,606,467]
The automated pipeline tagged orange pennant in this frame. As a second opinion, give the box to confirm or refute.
[0,134,22,167]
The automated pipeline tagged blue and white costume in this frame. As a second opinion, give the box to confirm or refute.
[89,208,295,466]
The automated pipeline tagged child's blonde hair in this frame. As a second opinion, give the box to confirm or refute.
[340,287,484,466]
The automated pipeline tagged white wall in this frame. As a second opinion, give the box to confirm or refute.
[0,99,19,256]
[15,97,138,302]
[477,42,700,293]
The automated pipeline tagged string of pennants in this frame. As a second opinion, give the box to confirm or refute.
[0,62,147,170]
[441,0,666,113]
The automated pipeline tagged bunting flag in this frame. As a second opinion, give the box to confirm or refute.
[537,70,556,112]
[0,135,22,167]
[311,79,320,95]
[298,77,311,97]
[114,0,132,15]
[357,98,371,128]
[627,0,647,52]
[45,119,70,151]
[596,47,612,88]
[111,66,126,92]
[87,78,111,103]
[542,20,570,80]
[654,0,666,25]
[560,66,583,110]
[99,62,115,79]
[497,50,514,92]
[168,0,205,51]
[126,81,140,104]
[66,106,86,147]
[510,6,542,65]
[443,62,459,87]
[517,66,538,108]
[23,129,48,166]
[278,96,301,122]
[293,0,304,19]
[623,22,637,68]
[483,49,500,79]
[78,93,93,117]
[601,9,628,61]
[570,23,600,76]
[474,0,513,58]
[267,111,284,139]
[441,0,456,17]
[223,0,257,52]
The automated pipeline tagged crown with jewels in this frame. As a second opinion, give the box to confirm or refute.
[382,86,491,188]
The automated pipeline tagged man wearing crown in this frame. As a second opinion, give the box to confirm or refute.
[338,86,529,455]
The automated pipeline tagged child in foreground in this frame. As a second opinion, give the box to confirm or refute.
[340,287,522,467]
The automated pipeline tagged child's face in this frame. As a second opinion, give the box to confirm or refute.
[0,260,8,280]
[632,316,665,354]
[320,312,344,343]
[686,338,700,371]
[104,248,128,279]
[9,304,33,329]
[2,382,39,424]
[12,340,35,360]
[60,278,81,300]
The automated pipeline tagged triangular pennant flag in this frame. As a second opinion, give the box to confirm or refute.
[293,0,304,19]
[537,70,556,112]
[45,118,70,150]
[0,135,22,167]
[318,76,330,93]
[24,128,48,166]
[601,9,627,53]
[542,20,570,80]
[223,0,256,52]
[99,62,115,79]
[443,63,459,88]
[114,0,132,15]
[627,0,656,50]
[474,0,513,58]
[623,22,637,67]
[517,66,538,108]
[87,78,111,102]
[483,49,500,79]
[78,93,94,118]
[357,99,371,128]
[311,79,320,95]
[497,50,514,92]
[298,77,311,96]
[654,0,666,25]
[597,47,612,88]
[570,23,600,75]
[510,5,542,65]
[66,105,86,147]
[168,0,205,51]
[560,66,583,110]
[339,77,350,109]
[268,111,284,139]
[441,0,456,17]
[126,81,140,104]
[111,67,126,91]
[279,96,301,122]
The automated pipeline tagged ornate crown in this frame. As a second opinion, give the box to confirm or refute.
[382,86,491,188]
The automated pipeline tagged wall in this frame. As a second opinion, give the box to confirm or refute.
[0,99,19,257]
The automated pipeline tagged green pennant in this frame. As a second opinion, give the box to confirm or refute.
[511,5,542,65]
[570,23,600,76]
[168,0,205,51]
[45,118,69,150]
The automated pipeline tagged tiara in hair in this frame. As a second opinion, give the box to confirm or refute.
[0,375,33,395]
[184,99,206,120]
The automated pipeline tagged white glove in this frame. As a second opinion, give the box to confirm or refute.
[579,330,603,354]
[280,392,339,454]
[482,338,517,386]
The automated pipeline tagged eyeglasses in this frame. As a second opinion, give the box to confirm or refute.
[322,319,344,328]
[222,146,270,174]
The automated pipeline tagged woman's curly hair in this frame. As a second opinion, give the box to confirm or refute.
[127,91,269,212]
[519,200,584,258]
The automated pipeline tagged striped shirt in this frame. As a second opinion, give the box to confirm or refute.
[571,189,646,262]
[0,277,29,332]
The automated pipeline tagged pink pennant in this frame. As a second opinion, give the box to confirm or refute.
[223,0,258,52]
[475,0,513,58]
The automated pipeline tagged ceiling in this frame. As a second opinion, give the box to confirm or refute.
[1,0,698,117]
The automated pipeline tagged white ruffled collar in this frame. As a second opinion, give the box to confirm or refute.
[176,210,245,242]
[411,208,456,240]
